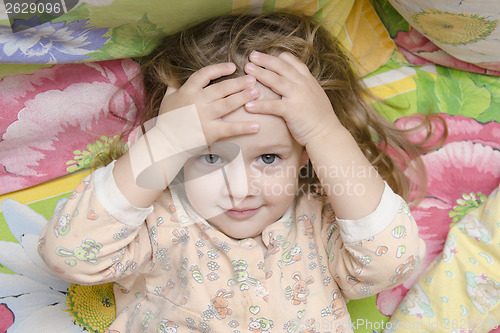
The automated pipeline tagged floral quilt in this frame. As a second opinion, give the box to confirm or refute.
[1,1,500,333]
[0,0,394,195]
[375,0,500,75]
[349,51,500,332]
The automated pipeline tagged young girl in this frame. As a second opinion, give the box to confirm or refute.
[39,12,426,332]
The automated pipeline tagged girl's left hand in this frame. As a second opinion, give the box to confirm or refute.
[244,51,342,146]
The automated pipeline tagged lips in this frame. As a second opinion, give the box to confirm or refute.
[224,207,260,220]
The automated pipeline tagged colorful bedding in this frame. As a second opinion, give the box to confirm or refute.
[388,182,500,332]
[1,1,500,332]
[0,0,393,195]
[376,0,500,75]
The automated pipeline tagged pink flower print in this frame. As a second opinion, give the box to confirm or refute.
[395,28,440,53]
[394,28,500,76]
[478,61,500,71]
[0,303,14,333]
[377,114,500,316]
[0,58,144,194]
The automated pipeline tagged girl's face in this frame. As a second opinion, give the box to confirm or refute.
[182,84,308,240]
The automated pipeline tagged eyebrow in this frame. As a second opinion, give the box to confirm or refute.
[252,143,294,152]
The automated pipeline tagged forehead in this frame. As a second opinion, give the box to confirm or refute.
[221,83,294,147]
[221,82,281,125]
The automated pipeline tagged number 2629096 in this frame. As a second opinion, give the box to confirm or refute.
[5,2,62,15]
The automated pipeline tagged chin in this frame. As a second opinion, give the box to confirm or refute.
[219,226,263,240]
[226,231,259,240]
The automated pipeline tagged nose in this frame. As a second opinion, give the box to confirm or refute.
[221,151,250,203]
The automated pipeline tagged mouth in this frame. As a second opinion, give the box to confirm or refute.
[224,206,261,220]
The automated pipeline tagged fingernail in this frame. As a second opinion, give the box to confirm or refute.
[250,123,260,131]
[250,87,259,97]
[246,101,255,109]
[246,63,257,71]
[246,75,256,84]
[250,51,260,59]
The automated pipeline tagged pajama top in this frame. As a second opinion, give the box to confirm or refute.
[39,161,425,333]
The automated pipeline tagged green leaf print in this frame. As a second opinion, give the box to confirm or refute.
[66,135,123,173]
[415,69,439,114]
[449,192,488,224]
[468,73,500,123]
[88,13,165,61]
[435,67,490,117]
[0,263,16,275]
[372,0,410,38]
[52,3,91,23]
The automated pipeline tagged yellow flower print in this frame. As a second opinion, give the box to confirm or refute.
[66,283,116,333]
[411,9,497,45]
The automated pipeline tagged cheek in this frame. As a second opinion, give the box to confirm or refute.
[258,173,300,200]
[183,175,229,221]
[184,170,225,208]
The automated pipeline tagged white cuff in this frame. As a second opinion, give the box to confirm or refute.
[93,160,154,228]
[337,181,402,243]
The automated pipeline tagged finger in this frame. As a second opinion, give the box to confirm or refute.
[244,99,287,118]
[248,51,303,81]
[208,121,260,141]
[203,75,256,101]
[209,87,260,118]
[244,62,291,97]
[185,63,237,89]
[277,52,312,76]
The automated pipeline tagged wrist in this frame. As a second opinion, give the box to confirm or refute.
[97,160,154,225]
[305,122,350,152]
[154,104,207,153]
[129,105,208,189]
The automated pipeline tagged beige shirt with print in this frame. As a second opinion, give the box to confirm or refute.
[39,162,425,333]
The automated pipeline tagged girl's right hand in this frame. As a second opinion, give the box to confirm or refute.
[122,63,261,196]
[158,62,261,144]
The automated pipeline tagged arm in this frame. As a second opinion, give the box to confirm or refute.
[38,165,154,285]
[244,51,424,297]
[244,51,384,220]
[323,182,426,300]
[305,126,385,219]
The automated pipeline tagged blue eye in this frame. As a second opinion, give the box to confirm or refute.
[200,154,222,165]
[259,154,279,165]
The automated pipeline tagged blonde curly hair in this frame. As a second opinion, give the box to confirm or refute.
[98,11,444,205]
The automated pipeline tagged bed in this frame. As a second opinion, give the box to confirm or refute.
[1,0,499,332]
